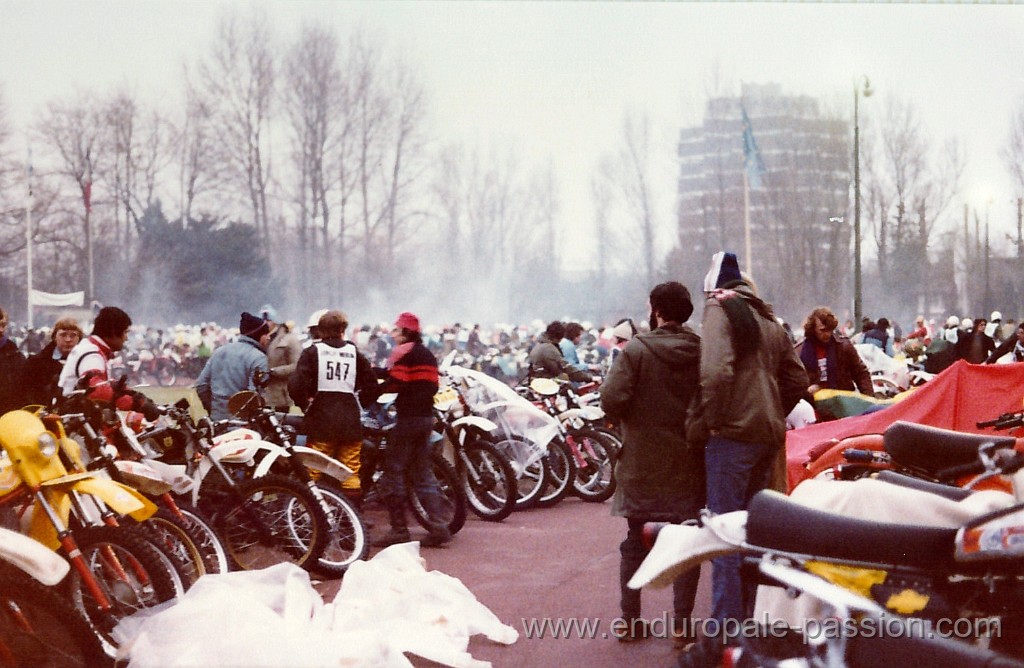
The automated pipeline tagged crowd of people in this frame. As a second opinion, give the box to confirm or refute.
[2,258,1023,665]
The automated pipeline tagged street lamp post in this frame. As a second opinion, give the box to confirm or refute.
[853,76,872,328]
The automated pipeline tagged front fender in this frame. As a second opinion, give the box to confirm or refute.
[0,526,69,585]
[290,447,353,485]
[31,477,157,550]
[451,415,498,434]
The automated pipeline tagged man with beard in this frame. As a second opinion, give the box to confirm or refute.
[600,282,704,645]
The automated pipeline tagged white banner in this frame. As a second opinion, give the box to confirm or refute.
[30,289,84,307]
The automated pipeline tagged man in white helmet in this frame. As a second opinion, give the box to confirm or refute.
[304,309,329,347]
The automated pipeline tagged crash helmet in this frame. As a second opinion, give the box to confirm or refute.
[307,309,329,330]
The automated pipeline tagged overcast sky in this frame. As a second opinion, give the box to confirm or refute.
[3,1,1023,264]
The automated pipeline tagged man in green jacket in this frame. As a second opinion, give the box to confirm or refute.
[600,282,704,645]
[687,252,806,662]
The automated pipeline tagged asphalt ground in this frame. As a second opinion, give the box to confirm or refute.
[318,497,712,668]
[134,386,713,666]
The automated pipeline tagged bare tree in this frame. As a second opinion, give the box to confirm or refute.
[196,8,276,245]
[607,112,659,289]
[345,41,430,285]
[1001,94,1024,261]
[282,22,343,302]
[590,161,615,291]
[36,93,105,302]
[102,89,169,260]
[863,94,963,308]
[174,72,222,224]
[1001,93,1024,195]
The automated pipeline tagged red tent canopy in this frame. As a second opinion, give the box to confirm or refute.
[786,360,1024,488]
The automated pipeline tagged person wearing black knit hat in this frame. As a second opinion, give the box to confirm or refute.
[194,312,271,420]
[679,252,806,666]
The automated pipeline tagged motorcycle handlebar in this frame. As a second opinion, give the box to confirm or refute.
[977,411,1024,430]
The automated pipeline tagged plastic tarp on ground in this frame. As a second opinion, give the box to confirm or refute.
[118,543,517,668]
[786,360,1024,489]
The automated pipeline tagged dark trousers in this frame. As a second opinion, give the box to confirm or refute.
[620,517,700,626]
[379,416,443,507]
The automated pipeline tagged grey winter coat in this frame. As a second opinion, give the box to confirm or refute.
[600,323,704,520]
[194,336,270,421]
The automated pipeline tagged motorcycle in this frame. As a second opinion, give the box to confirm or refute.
[803,418,1023,497]
[0,409,177,657]
[216,388,369,576]
[122,347,180,387]
[678,554,1024,667]
[519,377,617,503]
[630,444,1024,660]
[441,357,560,510]
[0,525,109,667]
[55,395,229,587]
[360,394,468,536]
[432,382,518,522]
[135,399,332,574]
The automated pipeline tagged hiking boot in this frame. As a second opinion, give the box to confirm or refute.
[419,525,452,548]
[371,498,410,547]
[371,527,411,547]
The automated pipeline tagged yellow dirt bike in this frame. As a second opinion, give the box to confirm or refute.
[0,524,108,666]
[0,409,177,658]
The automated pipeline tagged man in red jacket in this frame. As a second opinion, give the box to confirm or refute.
[372,312,452,548]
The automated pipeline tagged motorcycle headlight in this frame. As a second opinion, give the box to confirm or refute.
[36,432,58,458]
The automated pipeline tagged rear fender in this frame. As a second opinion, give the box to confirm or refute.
[628,511,748,590]
[289,447,353,485]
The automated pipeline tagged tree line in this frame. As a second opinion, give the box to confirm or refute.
[1,8,1024,329]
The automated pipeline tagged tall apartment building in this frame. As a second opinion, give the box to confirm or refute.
[673,83,851,318]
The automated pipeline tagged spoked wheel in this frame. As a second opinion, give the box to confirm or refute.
[568,429,617,502]
[136,508,211,590]
[65,525,177,658]
[0,564,108,668]
[216,474,328,572]
[175,503,230,575]
[491,435,550,510]
[408,455,467,535]
[307,484,368,577]
[535,438,577,509]
[461,438,517,522]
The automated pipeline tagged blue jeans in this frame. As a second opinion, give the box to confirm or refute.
[379,416,444,509]
[705,435,776,634]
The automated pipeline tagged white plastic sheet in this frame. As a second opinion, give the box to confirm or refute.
[444,365,560,469]
[119,543,517,668]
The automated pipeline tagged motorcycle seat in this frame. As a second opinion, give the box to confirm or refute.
[746,490,957,570]
[883,420,1015,473]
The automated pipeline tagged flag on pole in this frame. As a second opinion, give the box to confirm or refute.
[83,180,92,213]
[741,105,766,189]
